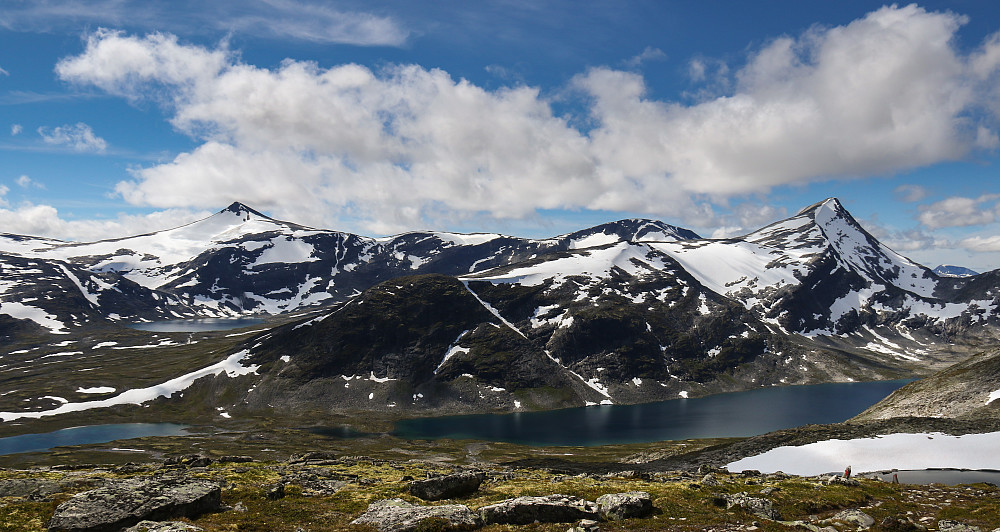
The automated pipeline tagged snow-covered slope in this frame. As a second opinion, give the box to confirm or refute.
[0,203,702,330]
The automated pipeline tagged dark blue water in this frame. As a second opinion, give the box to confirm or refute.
[393,380,913,446]
[0,423,190,455]
[128,318,265,332]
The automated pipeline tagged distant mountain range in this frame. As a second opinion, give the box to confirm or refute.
[3,198,1000,418]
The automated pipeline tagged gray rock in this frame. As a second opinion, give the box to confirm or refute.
[701,473,722,486]
[264,482,285,500]
[567,519,600,532]
[479,494,599,525]
[939,520,982,532]
[0,478,77,500]
[833,509,875,528]
[122,521,204,532]
[350,498,481,532]
[47,477,222,532]
[409,471,486,501]
[595,491,653,521]
[722,492,780,521]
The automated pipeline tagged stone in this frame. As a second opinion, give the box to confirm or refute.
[409,471,486,501]
[567,519,600,532]
[833,509,875,528]
[479,494,599,525]
[122,522,204,532]
[595,491,653,521]
[350,498,481,532]
[701,473,721,486]
[48,477,221,532]
[722,492,780,521]
[264,482,285,500]
[0,478,77,500]
[938,520,982,532]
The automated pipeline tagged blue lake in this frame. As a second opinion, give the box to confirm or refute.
[0,423,190,455]
[128,318,265,332]
[392,379,914,446]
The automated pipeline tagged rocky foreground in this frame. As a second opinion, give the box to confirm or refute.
[2,451,1000,532]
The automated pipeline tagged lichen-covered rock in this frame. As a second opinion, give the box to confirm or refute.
[833,509,875,528]
[47,477,221,532]
[122,521,204,532]
[479,495,599,525]
[0,478,79,501]
[722,492,780,520]
[938,520,982,532]
[595,492,653,521]
[409,471,486,501]
[350,498,481,532]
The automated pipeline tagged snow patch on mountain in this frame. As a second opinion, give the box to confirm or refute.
[0,301,69,334]
[0,349,259,422]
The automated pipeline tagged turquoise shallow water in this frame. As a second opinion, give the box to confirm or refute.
[393,379,914,446]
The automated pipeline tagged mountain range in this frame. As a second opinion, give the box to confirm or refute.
[2,198,999,421]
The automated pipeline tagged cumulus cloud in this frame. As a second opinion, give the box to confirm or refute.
[52,5,1000,233]
[16,175,43,189]
[894,184,929,202]
[10,124,22,136]
[0,203,209,242]
[625,46,666,67]
[959,235,1000,253]
[918,194,1000,228]
[37,123,108,153]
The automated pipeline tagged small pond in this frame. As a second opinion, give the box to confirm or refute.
[0,423,191,455]
[863,468,1000,485]
[392,379,913,446]
[128,318,265,332]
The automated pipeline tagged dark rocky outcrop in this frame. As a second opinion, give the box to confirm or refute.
[47,477,222,532]
[479,495,599,525]
[350,498,481,532]
[409,471,486,501]
[595,491,653,521]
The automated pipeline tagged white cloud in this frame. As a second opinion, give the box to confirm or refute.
[625,46,666,67]
[0,203,209,242]
[917,194,1000,229]
[959,235,1000,253]
[52,5,1000,233]
[0,66,8,76]
[16,175,43,189]
[0,0,407,47]
[10,124,22,136]
[37,123,108,153]
[894,184,929,202]
[0,185,9,208]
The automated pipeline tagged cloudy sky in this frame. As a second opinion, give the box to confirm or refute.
[4,1,1000,270]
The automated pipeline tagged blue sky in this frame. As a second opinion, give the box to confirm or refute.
[3,1,1000,271]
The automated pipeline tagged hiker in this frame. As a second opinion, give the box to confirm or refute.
[844,465,852,478]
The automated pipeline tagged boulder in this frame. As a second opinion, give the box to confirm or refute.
[47,477,222,532]
[721,492,780,521]
[350,498,481,532]
[479,495,599,525]
[0,478,78,500]
[567,519,600,532]
[938,520,982,532]
[833,509,875,528]
[122,522,204,532]
[595,492,653,521]
[409,471,486,501]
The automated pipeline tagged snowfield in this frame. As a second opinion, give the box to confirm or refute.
[727,432,1000,475]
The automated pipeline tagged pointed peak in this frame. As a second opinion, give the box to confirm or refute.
[220,202,268,218]
[796,197,844,217]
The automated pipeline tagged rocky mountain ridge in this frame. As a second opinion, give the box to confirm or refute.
[3,198,1000,420]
